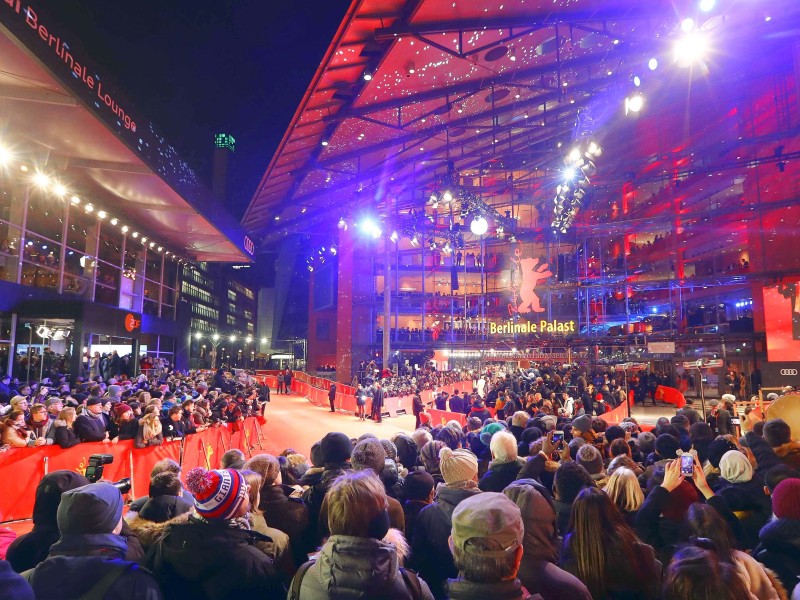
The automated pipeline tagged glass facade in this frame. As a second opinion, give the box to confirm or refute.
[0,174,180,319]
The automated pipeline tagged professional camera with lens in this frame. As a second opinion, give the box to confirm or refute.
[85,454,132,494]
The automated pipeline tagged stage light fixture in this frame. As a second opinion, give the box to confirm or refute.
[85,204,94,213]
[230,335,237,342]
[321,140,329,146]
[410,235,419,246]
[32,172,51,189]
[699,0,715,12]
[563,167,577,181]
[681,18,695,33]
[0,144,11,166]
[110,218,118,226]
[132,231,139,238]
[442,190,453,203]
[70,195,80,204]
[674,31,708,66]
[648,58,658,71]
[97,211,107,219]
[633,75,641,87]
[52,182,67,197]
[567,147,581,163]
[470,215,489,236]
[141,237,147,243]
[337,216,347,230]
[121,225,129,233]
[625,94,644,114]
[363,72,373,81]
[390,231,399,243]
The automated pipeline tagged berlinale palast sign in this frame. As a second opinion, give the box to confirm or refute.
[489,320,577,335]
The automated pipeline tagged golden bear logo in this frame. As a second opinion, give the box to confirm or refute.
[515,257,552,314]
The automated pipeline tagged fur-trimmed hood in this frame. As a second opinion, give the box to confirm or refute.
[127,511,189,549]
[772,440,800,458]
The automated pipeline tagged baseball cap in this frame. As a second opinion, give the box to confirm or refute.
[450,492,523,558]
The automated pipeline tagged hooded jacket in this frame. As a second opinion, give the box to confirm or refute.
[28,533,161,600]
[410,483,482,599]
[754,517,800,593]
[502,481,592,600]
[771,440,800,471]
[295,535,433,600]
[147,514,285,600]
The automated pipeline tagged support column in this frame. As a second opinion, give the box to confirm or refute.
[335,231,355,383]
[383,244,391,372]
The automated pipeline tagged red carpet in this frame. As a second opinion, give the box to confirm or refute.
[259,393,418,458]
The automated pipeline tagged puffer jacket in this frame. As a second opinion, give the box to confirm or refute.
[410,483,482,599]
[128,512,190,552]
[715,478,772,550]
[294,535,433,600]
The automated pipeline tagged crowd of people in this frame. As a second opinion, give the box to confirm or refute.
[0,366,270,451]
[3,361,800,599]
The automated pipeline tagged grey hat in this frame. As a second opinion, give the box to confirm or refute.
[351,439,387,474]
[572,414,593,434]
[57,482,123,535]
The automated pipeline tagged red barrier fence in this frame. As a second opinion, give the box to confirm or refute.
[292,377,475,418]
[0,417,269,524]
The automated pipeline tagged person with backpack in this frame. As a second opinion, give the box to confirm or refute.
[289,470,433,599]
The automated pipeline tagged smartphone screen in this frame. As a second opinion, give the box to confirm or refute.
[552,431,564,443]
[680,454,694,476]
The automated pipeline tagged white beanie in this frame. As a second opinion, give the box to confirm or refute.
[719,450,753,483]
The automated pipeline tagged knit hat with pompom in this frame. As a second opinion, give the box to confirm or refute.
[185,467,247,520]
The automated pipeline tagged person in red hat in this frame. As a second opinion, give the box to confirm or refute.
[147,467,285,599]
[754,477,800,592]
[109,403,138,442]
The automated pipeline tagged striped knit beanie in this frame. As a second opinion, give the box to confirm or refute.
[185,467,247,520]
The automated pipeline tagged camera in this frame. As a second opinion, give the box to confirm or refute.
[85,454,132,494]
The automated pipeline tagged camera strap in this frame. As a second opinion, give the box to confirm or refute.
[78,563,132,600]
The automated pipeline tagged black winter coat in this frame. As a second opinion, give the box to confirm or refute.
[259,484,311,567]
[147,515,285,600]
[478,459,524,492]
[410,484,482,599]
[753,517,800,593]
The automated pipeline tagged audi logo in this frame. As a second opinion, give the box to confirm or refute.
[243,236,255,256]
[780,369,799,376]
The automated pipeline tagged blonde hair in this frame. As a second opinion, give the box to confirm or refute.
[327,470,387,537]
[141,412,162,440]
[603,467,644,513]
[58,407,76,425]
[512,411,530,427]
[241,470,262,514]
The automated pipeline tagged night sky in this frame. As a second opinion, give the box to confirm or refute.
[41,1,352,220]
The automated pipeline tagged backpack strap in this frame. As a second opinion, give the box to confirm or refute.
[78,563,133,600]
[400,567,423,600]
[288,559,315,600]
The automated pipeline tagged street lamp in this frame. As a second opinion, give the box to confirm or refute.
[194,332,224,369]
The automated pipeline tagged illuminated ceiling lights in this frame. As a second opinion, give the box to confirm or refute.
[470,216,488,236]
[625,93,644,115]
[674,19,708,67]
[699,0,715,11]
[0,144,12,165]
[32,172,51,189]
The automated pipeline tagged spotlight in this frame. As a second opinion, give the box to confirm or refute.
[363,72,373,81]
[110,218,118,226]
[648,58,658,70]
[625,94,644,114]
[70,195,80,204]
[321,140,329,146]
[633,75,641,87]
[681,18,695,33]
[390,231,399,243]
[337,216,346,230]
[141,237,147,243]
[567,147,581,163]
[132,231,139,238]
[52,183,67,197]
[359,218,381,239]
[32,172,51,189]
[97,211,107,219]
[84,204,94,213]
[429,193,438,203]
[0,144,11,165]
[442,190,453,203]
[329,245,337,255]
[410,235,419,246]
[674,31,707,66]
[470,216,489,236]
[699,0,715,11]
[562,167,577,181]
